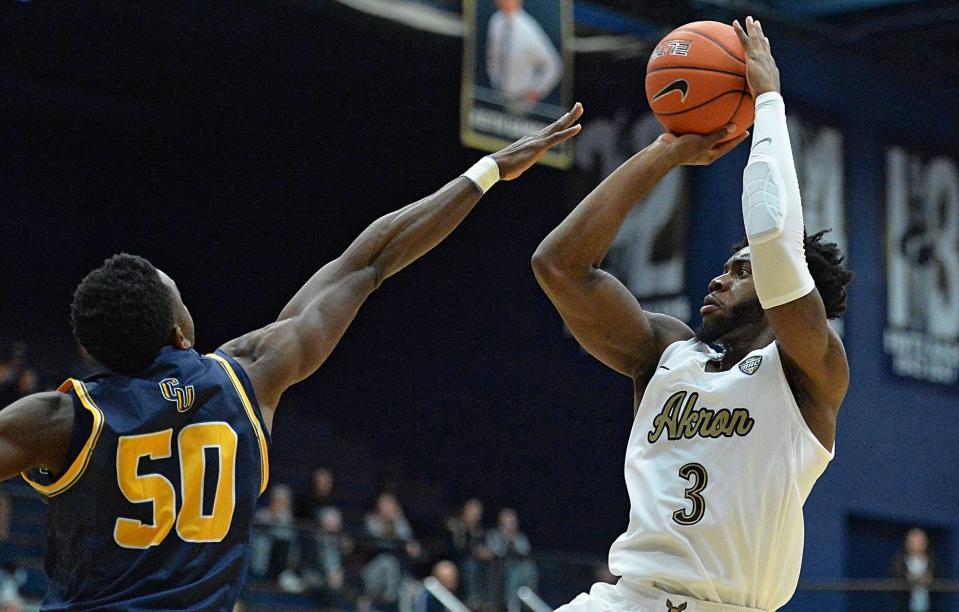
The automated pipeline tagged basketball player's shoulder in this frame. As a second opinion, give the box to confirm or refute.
[9,390,74,422]
[5,390,77,482]
[647,311,695,351]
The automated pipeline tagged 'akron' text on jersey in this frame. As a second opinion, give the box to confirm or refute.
[647,390,755,443]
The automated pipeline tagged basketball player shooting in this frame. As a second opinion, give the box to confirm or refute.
[533,18,851,612]
[0,105,581,610]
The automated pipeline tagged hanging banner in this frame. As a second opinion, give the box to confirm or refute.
[788,114,847,334]
[884,145,959,385]
[461,0,574,168]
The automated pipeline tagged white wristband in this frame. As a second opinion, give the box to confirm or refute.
[462,156,500,194]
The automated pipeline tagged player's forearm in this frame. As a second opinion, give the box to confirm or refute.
[366,177,484,284]
[533,141,676,273]
[278,177,483,321]
[742,92,813,309]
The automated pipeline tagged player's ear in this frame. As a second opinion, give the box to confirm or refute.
[171,326,192,350]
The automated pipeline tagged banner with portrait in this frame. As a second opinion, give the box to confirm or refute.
[461,0,573,168]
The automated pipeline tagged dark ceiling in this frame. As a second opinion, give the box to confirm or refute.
[578,0,959,87]
[2,0,955,99]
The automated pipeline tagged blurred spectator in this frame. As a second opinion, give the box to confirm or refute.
[413,560,460,612]
[892,528,936,612]
[251,485,300,584]
[487,508,537,612]
[300,506,352,608]
[0,343,40,407]
[0,564,24,612]
[445,498,493,607]
[362,493,422,610]
[297,467,337,521]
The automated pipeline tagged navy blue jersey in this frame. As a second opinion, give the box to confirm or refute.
[22,347,270,611]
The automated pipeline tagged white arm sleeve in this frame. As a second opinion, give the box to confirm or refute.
[742,91,815,309]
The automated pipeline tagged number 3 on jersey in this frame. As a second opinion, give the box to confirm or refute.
[672,463,708,526]
[114,422,238,548]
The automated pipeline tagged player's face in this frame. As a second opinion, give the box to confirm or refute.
[157,270,196,348]
[495,0,522,14]
[697,248,765,343]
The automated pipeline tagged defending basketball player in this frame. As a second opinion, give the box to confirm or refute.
[0,105,582,610]
[533,18,851,612]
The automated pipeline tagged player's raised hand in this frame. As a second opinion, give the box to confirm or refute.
[656,125,750,166]
[490,102,583,180]
[733,16,780,97]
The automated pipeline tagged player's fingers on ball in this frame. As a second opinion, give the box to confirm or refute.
[707,124,736,144]
[733,20,747,43]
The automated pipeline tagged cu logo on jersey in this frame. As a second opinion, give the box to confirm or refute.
[666,600,687,612]
[159,378,196,412]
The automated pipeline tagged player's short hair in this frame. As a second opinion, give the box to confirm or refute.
[71,254,175,374]
[733,229,853,319]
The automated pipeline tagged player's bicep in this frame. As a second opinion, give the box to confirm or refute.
[766,288,849,401]
[222,267,378,409]
[0,393,73,480]
[537,268,691,377]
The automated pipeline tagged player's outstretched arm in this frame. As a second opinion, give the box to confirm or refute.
[734,17,849,413]
[220,104,584,427]
[0,393,74,481]
[532,128,747,380]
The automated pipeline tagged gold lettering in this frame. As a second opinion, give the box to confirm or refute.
[647,391,755,443]
[647,391,685,443]
[732,409,755,435]
[705,410,730,437]
[679,393,700,437]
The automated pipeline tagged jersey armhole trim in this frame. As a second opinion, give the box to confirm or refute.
[657,338,692,369]
[21,379,105,498]
[206,353,270,494]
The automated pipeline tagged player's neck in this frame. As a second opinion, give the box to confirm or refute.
[714,325,775,369]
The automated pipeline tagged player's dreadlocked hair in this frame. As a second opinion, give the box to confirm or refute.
[71,254,175,374]
[732,229,853,319]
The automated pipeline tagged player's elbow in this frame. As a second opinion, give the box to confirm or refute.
[363,263,387,292]
[531,244,559,282]
[531,244,579,289]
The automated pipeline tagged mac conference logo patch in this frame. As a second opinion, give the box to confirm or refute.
[739,355,762,375]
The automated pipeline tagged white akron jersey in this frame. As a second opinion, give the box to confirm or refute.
[608,338,833,611]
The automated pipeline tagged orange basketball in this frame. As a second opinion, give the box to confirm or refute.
[645,21,754,139]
